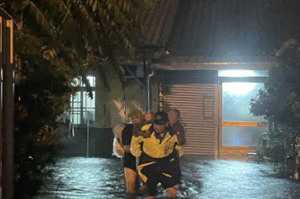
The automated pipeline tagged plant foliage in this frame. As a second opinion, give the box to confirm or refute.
[1,0,150,197]
[249,39,300,174]
[250,39,300,135]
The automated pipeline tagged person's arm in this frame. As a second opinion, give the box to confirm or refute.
[121,125,131,153]
[133,123,143,137]
[140,123,152,138]
[174,124,186,145]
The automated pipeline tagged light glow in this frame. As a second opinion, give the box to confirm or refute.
[223,82,256,96]
[220,70,257,96]
[219,70,255,77]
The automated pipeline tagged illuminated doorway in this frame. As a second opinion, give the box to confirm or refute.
[219,70,268,156]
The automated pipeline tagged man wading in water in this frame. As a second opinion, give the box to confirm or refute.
[131,111,185,198]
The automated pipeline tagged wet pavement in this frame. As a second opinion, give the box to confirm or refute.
[34,156,300,199]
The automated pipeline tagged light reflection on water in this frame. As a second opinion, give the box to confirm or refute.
[36,157,125,199]
[35,156,300,199]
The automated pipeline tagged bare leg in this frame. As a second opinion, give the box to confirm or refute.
[166,187,177,198]
[125,168,137,194]
[139,182,147,194]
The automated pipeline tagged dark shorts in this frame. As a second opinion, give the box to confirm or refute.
[139,152,181,196]
[123,152,136,171]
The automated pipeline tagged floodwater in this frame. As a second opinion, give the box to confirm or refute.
[35,156,300,199]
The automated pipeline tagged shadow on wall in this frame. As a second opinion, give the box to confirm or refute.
[58,127,114,158]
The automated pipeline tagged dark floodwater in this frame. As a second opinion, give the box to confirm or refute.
[34,156,300,199]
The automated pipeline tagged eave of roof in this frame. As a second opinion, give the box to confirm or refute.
[152,55,278,70]
[153,61,277,71]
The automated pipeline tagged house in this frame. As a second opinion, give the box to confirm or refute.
[68,0,300,157]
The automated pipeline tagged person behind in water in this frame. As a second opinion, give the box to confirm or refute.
[121,108,143,195]
[167,108,186,157]
[131,111,185,198]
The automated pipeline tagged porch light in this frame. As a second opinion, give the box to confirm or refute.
[220,70,257,96]
[223,82,256,96]
[219,70,255,77]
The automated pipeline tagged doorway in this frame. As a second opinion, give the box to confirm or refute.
[218,70,268,156]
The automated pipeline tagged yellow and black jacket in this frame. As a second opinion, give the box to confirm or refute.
[130,124,180,183]
[130,124,178,158]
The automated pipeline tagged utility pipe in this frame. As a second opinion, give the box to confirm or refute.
[146,70,154,112]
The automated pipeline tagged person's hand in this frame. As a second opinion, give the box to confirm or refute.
[141,130,151,138]
[123,145,131,153]
[176,132,186,145]
[133,123,143,137]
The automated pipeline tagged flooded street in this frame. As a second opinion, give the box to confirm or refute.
[35,156,300,199]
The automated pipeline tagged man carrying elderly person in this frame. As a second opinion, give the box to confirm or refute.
[131,111,185,199]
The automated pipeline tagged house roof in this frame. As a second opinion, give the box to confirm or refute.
[167,0,300,57]
[139,0,180,46]
[140,0,300,70]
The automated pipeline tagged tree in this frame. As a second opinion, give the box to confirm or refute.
[250,39,300,175]
[1,0,150,197]
[250,39,300,136]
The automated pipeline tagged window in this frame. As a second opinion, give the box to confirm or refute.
[70,76,96,125]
